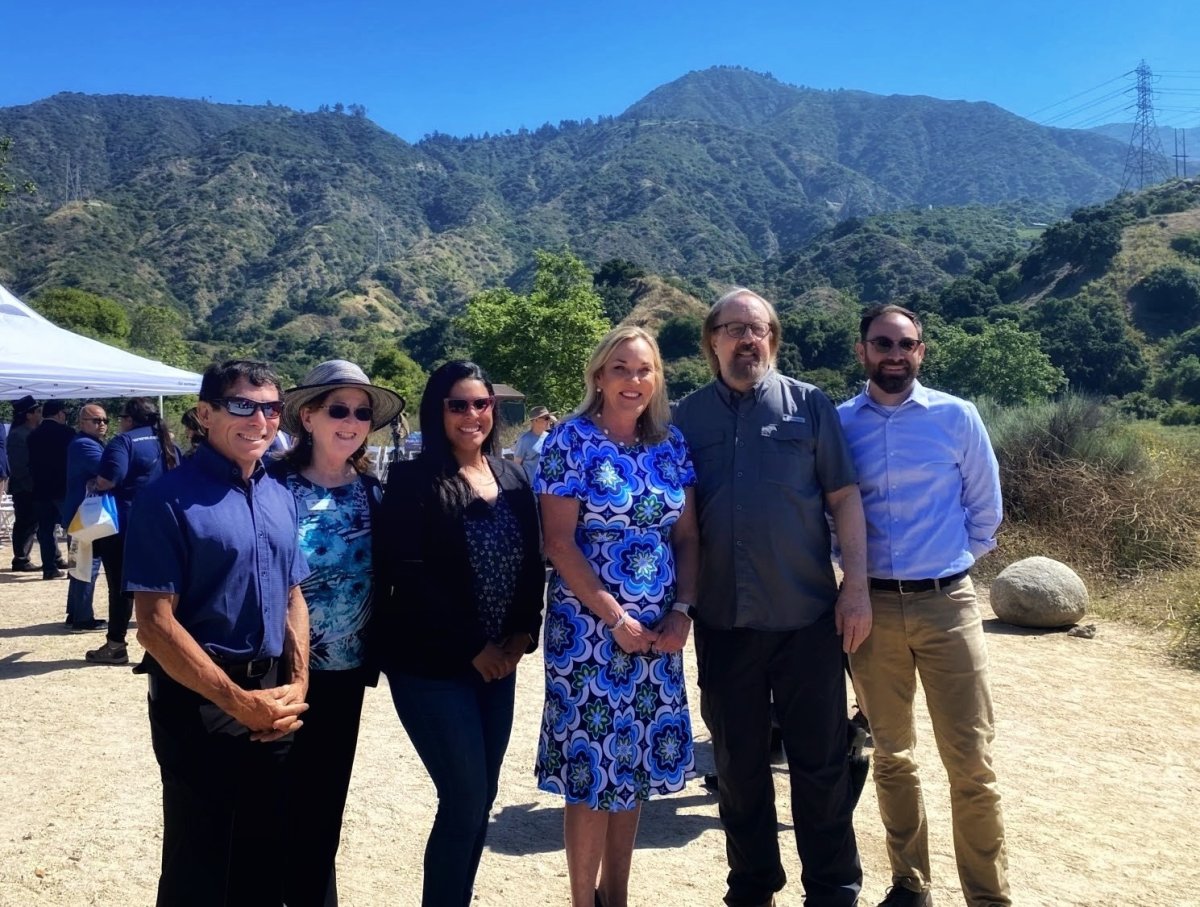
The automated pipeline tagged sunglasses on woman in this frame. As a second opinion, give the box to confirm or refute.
[444,396,496,414]
[320,403,374,422]
[210,397,285,418]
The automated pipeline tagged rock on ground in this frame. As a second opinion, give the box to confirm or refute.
[991,556,1089,628]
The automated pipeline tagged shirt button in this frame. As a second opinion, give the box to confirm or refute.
[736,471,743,477]
[736,504,743,511]
[736,540,743,547]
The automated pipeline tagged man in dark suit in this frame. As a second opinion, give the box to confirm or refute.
[28,399,74,579]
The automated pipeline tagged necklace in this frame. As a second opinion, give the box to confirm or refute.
[595,414,640,447]
[460,463,497,486]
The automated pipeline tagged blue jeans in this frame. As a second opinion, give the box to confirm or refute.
[65,556,102,624]
[386,668,516,907]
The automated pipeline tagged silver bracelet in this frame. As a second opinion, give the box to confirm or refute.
[611,612,629,632]
[671,601,694,618]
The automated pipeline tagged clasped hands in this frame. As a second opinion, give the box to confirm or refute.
[231,682,309,743]
[612,609,691,656]
[472,633,530,682]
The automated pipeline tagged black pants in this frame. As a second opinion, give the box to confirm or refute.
[147,668,293,907]
[695,615,862,907]
[10,490,37,564]
[283,669,368,907]
[92,533,129,644]
[33,498,63,574]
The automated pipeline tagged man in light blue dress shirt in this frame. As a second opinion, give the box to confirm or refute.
[837,303,1009,907]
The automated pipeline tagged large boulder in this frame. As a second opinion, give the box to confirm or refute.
[991,557,1089,628]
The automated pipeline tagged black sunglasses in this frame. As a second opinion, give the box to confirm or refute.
[210,397,285,418]
[866,337,922,353]
[82,417,110,424]
[444,396,495,414]
[321,403,373,423]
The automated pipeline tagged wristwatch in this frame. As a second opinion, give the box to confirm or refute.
[671,601,696,619]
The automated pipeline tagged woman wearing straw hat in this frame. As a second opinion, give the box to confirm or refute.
[512,405,557,485]
[272,359,403,907]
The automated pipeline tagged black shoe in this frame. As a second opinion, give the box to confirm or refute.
[55,559,69,570]
[68,619,107,633]
[11,559,40,572]
[878,885,933,907]
[85,641,129,665]
[43,568,65,580]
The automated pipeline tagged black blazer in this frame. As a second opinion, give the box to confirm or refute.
[375,454,544,679]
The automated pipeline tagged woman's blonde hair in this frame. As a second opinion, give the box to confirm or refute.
[574,325,671,444]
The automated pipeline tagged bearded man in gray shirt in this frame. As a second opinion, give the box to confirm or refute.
[673,288,872,907]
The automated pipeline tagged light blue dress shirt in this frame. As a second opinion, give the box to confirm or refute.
[837,380,1002,581]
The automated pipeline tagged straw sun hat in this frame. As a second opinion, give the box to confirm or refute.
[282,360,404,435]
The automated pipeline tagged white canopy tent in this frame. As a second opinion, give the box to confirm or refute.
[0,283,202,400]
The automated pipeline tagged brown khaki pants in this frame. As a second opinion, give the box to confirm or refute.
[850,576,1010,906]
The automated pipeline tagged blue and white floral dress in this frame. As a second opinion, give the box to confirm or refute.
[534,416,696,811]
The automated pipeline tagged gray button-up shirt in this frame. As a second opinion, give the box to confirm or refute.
[673,369,857,631]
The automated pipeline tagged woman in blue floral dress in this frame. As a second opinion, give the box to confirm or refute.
[536,325,700,907]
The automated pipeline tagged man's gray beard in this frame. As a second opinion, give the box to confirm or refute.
[727,355,768,386]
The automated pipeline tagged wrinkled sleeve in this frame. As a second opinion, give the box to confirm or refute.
[960,403,1003,559]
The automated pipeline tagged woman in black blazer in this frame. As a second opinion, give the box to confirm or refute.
[376,360,544,907]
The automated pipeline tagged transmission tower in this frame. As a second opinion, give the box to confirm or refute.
[1121,60,1170,191]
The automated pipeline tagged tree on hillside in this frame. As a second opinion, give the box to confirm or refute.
[129,304,192,368]
[0,136,36,209]
[1022,297,1149,396]
[779,307,858,373]
[926,322,1066,405]
[1131,265,1200,337]
[656,315,703,360]
[32,288,130,343]
[457,250,610,414]
[370,349,428,423]
[402,317,467,372]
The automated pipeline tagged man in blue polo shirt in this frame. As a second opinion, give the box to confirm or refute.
[125,360,311,907]
[837,304,1008,907]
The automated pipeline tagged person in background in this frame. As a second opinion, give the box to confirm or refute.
[375,360,544,907]
[7,396,44,572]
[180,406,205,455]
[837,303,1008,907]
[27,399,73,579]
[62,402,110,632]
[125,359,310,906]
[271,360,403,907]
[672,287,870,907]
[536,326,700,907]
[85,397,181,665]
[512,405,556,484]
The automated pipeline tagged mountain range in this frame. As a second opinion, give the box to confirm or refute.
[0,66,1156,362]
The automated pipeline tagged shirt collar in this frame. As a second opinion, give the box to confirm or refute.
[714,367,778,406]
[851,378,931,413]
[193,441,267,486]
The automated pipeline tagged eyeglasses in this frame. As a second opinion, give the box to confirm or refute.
[444,396,495,414]
[865,337,922,353]
[321,403,373,422]
[209,397,285,419]
[82,417,109,424]
[714,321,771,340]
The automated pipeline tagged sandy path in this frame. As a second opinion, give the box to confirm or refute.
[1,571,1198,906]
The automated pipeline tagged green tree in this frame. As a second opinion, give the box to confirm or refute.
[1131,265,1200,337]
[656,315,703,360]
[130,304,191,367]
[926,322,1066,405]
[457,250,610,414]
[32,288,131,343]
[402,316,467,372]
[370,348,428,422]
[664,356,711,400]
[1022,297,1148,396]
[0,136,36,209]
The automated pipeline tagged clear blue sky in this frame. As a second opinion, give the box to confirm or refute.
[3,0,1197,141]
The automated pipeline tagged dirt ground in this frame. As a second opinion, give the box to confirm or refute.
[1,569,1198,907]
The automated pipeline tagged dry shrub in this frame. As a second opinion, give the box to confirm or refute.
[981,395,1200,665]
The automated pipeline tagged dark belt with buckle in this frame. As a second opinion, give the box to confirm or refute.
[214,656,277,680]
[869,569,970,594]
